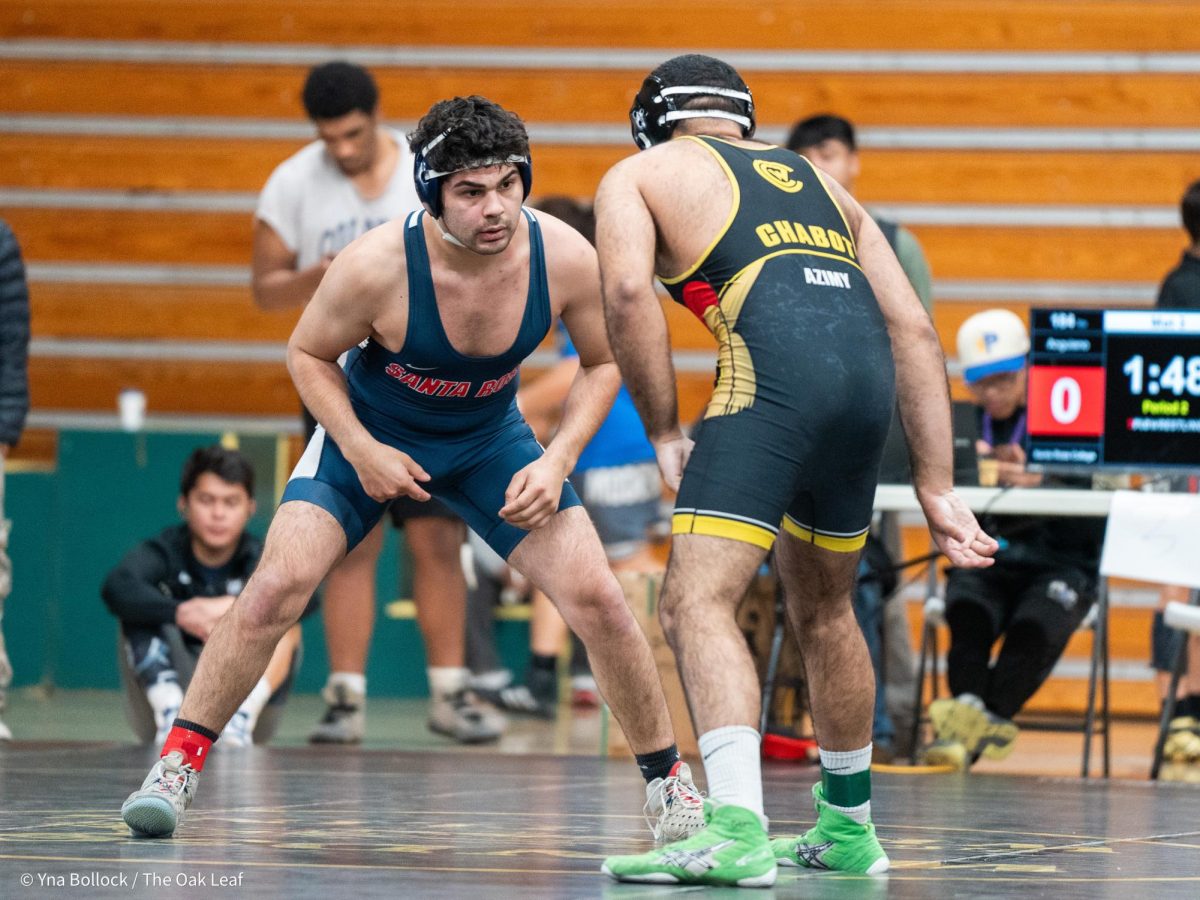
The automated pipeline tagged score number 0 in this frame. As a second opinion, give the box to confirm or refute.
[1028,366,1106,436]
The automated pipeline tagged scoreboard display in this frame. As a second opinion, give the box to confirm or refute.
[1027,308,1200,472]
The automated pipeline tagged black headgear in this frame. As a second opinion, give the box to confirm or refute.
[413,129,533,218]
[629,75,755,150]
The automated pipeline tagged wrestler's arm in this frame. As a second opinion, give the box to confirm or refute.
[823,176,997,566]
[287,230,431,501]
[499,221,618,528]
[544,224,620,475]
[593,161,690,490]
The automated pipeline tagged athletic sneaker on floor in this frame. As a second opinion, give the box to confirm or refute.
[220,710,254,748]
[603,800,776,887]
[920,738,970,771]
[644,760,706,842]
[309,681,366,744]
[121,751,199,837]
[771,783,890,874]
[472,666,557,719]
[428,689,506,743]
[929,693,1019,760]
[1164,716,1200,762]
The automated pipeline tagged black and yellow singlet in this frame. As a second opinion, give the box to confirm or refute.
[665,136,895,552]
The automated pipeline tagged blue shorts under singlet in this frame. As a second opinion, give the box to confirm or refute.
[282,209,581,558]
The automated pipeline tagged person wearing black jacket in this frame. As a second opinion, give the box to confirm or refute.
[102,446,303,745]
[923,310,1106,770]
[1156,179,1200,310]
[0,219,30,742]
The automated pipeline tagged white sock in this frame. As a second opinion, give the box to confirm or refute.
[328,671,367,696]
[469,669,512,690]
[818,745,873,824]
[427,666,469,700]
[698,725,765,819]
[237,677,273,723]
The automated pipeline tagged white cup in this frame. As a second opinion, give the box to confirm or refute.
[118,388,147,432]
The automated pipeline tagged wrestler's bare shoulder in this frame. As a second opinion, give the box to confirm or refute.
[528,209,597,278]
[324,219,408,293]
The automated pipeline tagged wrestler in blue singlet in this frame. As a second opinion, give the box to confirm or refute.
[283,208,581,556]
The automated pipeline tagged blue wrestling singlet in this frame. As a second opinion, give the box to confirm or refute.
[283,208,581,557]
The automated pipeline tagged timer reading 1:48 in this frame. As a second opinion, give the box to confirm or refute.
[1122,355,1200,396]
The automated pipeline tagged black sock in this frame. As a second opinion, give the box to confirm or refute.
[635,744,680,783]
[530,653,557,673]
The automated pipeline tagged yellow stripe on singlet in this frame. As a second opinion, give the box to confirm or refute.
[803,158,859,259]
[658,136,741,287]
[673,511,777,550]
[780,516,869,552]
[704,256,762,418]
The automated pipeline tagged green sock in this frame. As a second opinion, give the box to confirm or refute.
[818,746,873,824]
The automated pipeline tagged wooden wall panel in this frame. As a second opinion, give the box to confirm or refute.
[8,205,1183,283]
[29,357,296,415]
[30,282,296,342]
[7,61,1200,128]
[3,1,1197,52]
[5,135,1196,210]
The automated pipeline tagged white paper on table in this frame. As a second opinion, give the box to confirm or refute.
[1099,490,1200,588]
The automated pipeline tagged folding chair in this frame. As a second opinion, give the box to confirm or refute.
[1150,591,1200,779]
[909,579,1111,778]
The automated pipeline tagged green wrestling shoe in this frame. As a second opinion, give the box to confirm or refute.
[602,800,776,887]
[771,783,890,874]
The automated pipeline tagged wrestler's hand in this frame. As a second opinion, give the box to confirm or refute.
[347,438,431,502]
[918,489,999,568]
[176,595,235,641]
[500,456,567,530]
[651,430,693,493]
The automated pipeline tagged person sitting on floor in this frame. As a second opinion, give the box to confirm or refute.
[923,310,1106,770]
[102,445,308,746]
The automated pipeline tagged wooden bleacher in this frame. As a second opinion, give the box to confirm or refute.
[3,0,1195,716]
[3,0,1197,51]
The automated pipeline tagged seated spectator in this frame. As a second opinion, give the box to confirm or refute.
[1150,183,1200,770]
[922,310,1106,770]
[102,445,306,746]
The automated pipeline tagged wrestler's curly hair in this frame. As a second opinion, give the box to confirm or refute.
[408,96,529,172]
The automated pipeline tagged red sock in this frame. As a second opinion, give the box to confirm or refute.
[160,720,218,772]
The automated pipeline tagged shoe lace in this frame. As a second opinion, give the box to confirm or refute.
[151,759,196,797]
[643,772,706,840]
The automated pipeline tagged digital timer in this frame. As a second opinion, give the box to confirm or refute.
[1121,355,1200,397]
[1027,309,1200,472]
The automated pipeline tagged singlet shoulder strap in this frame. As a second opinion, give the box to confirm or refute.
[521,207,552,337]
[402,210,439,347]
